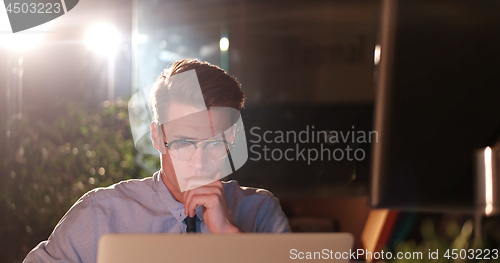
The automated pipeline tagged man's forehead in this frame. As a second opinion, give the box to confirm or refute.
[165,124,219,140]
[164,102,206,123]
[161,104,239,139]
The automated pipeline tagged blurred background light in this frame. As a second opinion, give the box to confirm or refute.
[0,32,44,51]
[199,43,218,57]
[159,50,184,62]
[219,37,229,51]
[0,3,43,51]
[373,44,381,65]
[0,2,12,32]
[133,34,148,44]
[85,24,121,55]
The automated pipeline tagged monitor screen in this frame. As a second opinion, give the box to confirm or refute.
[371,0,500,212]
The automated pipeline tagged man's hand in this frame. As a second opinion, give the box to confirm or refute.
[183,178,242,233]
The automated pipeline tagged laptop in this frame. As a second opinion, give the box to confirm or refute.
[97,233,354,263]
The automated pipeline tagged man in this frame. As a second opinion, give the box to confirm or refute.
[24,59,290,262]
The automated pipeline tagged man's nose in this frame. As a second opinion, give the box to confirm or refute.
[188,145,207,170]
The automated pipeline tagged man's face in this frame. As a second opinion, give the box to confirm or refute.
[159,102,233,192]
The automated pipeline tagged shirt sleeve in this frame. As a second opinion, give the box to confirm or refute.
[255,195,291,233]
[23,191,100,263]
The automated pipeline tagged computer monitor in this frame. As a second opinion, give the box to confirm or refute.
[371,0,500,212]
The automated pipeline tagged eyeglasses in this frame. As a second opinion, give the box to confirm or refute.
[164,139,232,160]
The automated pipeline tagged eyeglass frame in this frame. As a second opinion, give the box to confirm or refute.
[160,124,234,161]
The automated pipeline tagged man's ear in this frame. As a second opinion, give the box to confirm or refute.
[150,122,166,154]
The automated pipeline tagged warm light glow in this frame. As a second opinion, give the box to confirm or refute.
[0,5,43,51]
[86,24,121,55]
[0,2,12,31]
[374,44,381,65]
[0,33,43,51]
[133,34,148,44]
[484,147,493,215]
[219,37,229,51]
[486,204,493,215]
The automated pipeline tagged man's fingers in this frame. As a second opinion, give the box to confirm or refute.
[183,186,223,214]
[186,194,215,218]
[206,180,223,188]
[182,171,225,216]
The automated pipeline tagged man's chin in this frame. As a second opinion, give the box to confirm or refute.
[180,176,218,191]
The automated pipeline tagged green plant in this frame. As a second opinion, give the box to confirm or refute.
[384,219,500,263]
[0,99,159,263]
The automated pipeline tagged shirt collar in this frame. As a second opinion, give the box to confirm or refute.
[153,171,204,223]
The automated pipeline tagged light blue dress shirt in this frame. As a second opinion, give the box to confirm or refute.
[23,171,291,263]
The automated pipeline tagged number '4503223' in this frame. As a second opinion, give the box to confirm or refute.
[5,3,62,14]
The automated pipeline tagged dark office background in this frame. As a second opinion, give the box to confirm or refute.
[12,0,500,262]
[1,1,380,260]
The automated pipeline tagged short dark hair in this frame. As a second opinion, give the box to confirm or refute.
[151,59,246,123]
